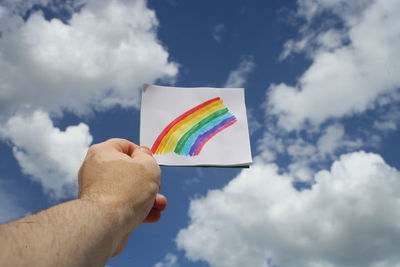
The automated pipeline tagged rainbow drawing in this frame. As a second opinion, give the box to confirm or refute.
[151,97,237,156]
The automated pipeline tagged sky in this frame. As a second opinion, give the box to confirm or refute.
[0,0,400,266]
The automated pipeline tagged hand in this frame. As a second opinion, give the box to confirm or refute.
[78,138,167,256]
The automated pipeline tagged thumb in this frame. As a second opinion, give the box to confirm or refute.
[138,146,153,156]
[131,145,160,171]
[131,146,153,158]
[130,145,154,159]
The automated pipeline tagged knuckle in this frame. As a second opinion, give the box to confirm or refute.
[107,138,123,143]
[88,143,100,152]
[86,145,99,158]
[148,181,160,195]
[134,160,161,182]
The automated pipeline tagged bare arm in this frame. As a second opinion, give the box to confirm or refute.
[0,138,167,267]
[0,199,123,267]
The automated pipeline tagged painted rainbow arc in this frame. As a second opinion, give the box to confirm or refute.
[151,97,237,156]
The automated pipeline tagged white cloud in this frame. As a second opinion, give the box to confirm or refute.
[0,110,92,199]
[374,121,397,131]
[0,0,178,118]
[315,29,345,51]
[296,0,373,23]
[317,124,362,157]
[257,123,362,181]
[373,101,400,132]
[0,0,176,199]
[246,108,262,135]
[177,2,400,266]
[224,56,255,88]
[269,0,400,130]
[317,124,345,156]
[153,253,179,267]
[256,131,284,163]
[212,24,225,43]
[286,138,317,181]
[177,151,400,267]
[286,126,363,182]
[279,29,345,61]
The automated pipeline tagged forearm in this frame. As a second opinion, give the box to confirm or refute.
[0,199,124,267]
[0,139,165,266]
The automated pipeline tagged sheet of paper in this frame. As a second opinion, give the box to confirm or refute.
[140,84,252,167]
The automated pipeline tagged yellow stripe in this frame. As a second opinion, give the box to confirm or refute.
[161,103,225,154]
[156,100,222,154]
[157,100,224,154]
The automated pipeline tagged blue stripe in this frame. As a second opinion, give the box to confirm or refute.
[180,112,233,156]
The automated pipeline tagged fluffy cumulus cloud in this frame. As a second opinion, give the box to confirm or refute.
[268,0,400,130]
[177,2,400,266]
[0,0,177,200]
[0,0,178,117]
[0,110,92,199]
[177,152,400,267]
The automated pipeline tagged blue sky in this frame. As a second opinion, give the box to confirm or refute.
[0,0,400,266]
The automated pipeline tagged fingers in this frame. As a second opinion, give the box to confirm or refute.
[131,145,160,175]
[92,139,165,221]
[139,146,152,156]
[143,193,168,223]
[102,139,164,222]
[143,209,162,223]
[99,139,156,162]
[131,145,156,159]
[111,194,165,257]
[102,138,138,156]
[153,193,167,211]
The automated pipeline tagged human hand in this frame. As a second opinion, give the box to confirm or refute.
[78,138,167,256]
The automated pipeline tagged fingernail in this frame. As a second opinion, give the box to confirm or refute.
[139,146,153,156]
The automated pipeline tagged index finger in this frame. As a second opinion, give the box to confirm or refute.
[102,138,138,157]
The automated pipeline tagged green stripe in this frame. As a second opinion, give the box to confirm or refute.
[174,108,228,154]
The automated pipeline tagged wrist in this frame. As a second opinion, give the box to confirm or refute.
[78,194,140,233]
[76,197,129,253]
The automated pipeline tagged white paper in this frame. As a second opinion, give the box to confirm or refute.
[140,84,252,166]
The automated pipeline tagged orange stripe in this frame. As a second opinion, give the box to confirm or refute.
[151,97,220,153]
[157,100,224,154]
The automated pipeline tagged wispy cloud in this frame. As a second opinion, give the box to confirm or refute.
[212,23,226,43]
[246,108,262,135]
[224,56,255,88]
[153,253,178,267]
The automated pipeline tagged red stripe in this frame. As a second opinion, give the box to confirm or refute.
[194,119,237,155]
[151,97,221,153]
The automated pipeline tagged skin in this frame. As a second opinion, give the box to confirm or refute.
[0,138,167,267]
